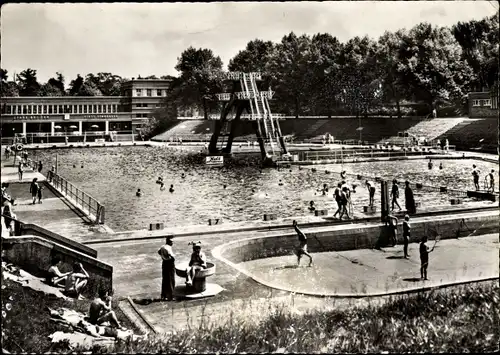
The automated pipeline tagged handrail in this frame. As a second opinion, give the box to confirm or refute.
[46,171,105,224]
[1,213,98,257]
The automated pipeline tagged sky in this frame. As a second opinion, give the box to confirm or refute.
[1,1,498,84]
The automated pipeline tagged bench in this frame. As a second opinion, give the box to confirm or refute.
[175,262,216,293]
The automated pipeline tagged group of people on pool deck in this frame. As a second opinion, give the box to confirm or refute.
[157,236,208,301]
[311,172,417,219]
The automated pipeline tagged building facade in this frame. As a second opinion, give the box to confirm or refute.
[0,78,172,140]
[468,91,499,118]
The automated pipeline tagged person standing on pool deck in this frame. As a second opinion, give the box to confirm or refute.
[293,220,312,267]
[391,180,402,211]
[340,186,351,220]
[18,161,24,181]
[404,181,416,215]
[428,159,433,170]
[472,165,480,191]
[365,180,376,207]
[488,170,495,192]
[333,183,343,218]
[402,215,411,258]
[419,236,434,280]
[158,236,176,301]
[386,214,398,247]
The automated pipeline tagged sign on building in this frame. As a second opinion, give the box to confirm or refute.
[206,156,224,166]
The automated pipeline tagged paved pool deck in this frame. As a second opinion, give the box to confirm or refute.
[1,150,499,334]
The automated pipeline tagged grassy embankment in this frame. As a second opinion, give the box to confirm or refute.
[2,273,498,353]
[1,276,138,353]
[98,281,499,353]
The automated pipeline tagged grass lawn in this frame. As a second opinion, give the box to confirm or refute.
[95,280,499,354]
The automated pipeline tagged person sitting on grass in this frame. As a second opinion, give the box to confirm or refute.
[185,242,207,287]
[64,262,89,299]
[88,288,125,330]
[47,256,71,287]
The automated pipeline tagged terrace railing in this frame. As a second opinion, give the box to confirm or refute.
[297,147,438,162]
[47,171,105,224]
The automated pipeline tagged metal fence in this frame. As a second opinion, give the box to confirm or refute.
[47,171,105,224]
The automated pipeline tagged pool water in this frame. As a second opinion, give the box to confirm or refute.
[29,146,498,231]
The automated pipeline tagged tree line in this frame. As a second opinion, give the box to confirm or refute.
[164,13,498,120]
[2,13,498,121]
[0,71,170,98]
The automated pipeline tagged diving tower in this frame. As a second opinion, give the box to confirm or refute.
[208,72,289,167]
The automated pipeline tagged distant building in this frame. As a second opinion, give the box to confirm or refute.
[0,78,173,139]
[468,91,499,118]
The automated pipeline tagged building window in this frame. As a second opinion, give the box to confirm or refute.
[157,89,162,96]
[103,105,107,113]
[136,104,142,108]
[59,105,63,114]
[483,99,491,107]
[136,89,142,97]
[48,106,53,114]
[98,105,102,113]
[6,105,11,114]
[472,100,480,107]
[147,89,152,96]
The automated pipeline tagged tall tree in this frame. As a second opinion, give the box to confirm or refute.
[377,30,410,118]
[268,32,313,117]
[172,47,225,119]
[307,33,343,116]
[0,68,19,97]
[228,39,275,74]
[398,23,473,110]
[38,83,63,97]
[85,73,123,96]
[338,36,383,117]
[47,72,65,94]
[78,81,103,96]
[68,74,84,96]
[16,68,41,96]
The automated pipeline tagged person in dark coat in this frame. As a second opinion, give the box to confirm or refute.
[158,236,176,301]
[404,180,416,215]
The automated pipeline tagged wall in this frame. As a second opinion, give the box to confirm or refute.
[219,211,499,264]
[469,106,499,118]
[2,236,113,298]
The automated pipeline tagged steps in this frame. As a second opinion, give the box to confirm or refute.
[240,73,285,157]
[378,118,466,144]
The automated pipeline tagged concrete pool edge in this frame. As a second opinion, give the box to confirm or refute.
[83,205,499,245]
[211,210,499,298]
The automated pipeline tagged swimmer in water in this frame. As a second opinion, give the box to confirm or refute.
[318,184,328,195]
[278,180,283,186]
[157,177,163,184]
[340,170,347,179]
[308,201,316,212]
[169,185,174,193]
[160,183,166,191]
[439,163,443,170]
[136,189,142,197]
[181,173,186,179]
[223,184,227,189]
[428,159,433,170]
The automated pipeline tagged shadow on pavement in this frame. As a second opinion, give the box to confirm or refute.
[386,255,406,259]
[402,277,423,282]
[274,265,300,270]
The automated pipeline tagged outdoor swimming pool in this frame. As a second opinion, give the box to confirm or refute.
[30,146,498,231]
